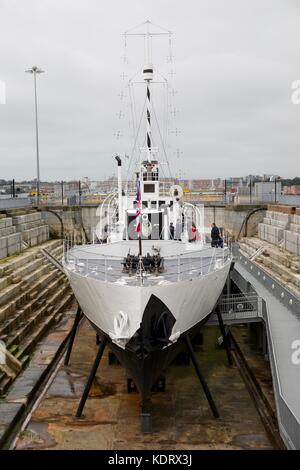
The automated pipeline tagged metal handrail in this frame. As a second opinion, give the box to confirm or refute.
[261,299,300,449]
[64,248,231,284]
[65,243,229,259]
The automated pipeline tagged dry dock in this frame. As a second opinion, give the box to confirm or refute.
[2,202,300,450]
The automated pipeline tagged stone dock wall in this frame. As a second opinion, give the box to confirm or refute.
[42,203,266,242]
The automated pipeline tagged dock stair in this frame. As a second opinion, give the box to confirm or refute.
[0,240,73,395]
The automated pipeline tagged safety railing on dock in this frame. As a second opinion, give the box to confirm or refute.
[261,299,300,450]
[216,293,262,324]
[234,248,300,449]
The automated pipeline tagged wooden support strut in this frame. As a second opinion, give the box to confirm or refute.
[215,305,234,367]
[64,306,83,366]
[76,336,108,418]
[184,333,220,419]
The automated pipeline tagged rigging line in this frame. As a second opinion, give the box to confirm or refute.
[165,82,170,149]
[128,82,136,140]
[126,101,142,175]
[131,82,138,134]
[168,34,173,63]
[135,134,147,171]
[155,71,169,147]
[125,92,148,184]
[127,70,141,133]
[124,20,172,36]
[124,19,150,35]
[146,20,172,35]
[151,97,173,178]
[128,93,147,174]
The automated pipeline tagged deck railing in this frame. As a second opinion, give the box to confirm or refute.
[63,244,232,284]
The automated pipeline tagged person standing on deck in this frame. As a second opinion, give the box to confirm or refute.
[211,222,221,248]
[169,222,175,239]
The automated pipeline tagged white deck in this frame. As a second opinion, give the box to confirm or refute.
[64,240,231,286]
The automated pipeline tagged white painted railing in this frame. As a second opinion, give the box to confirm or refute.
[64,244,232,285]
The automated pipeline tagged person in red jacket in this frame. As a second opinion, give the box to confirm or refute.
[191,223,199,242]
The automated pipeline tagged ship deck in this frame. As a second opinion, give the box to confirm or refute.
[63,241,231,285]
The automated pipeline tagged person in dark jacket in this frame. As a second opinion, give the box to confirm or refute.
[169,222,175,239]
[211,222,221,248]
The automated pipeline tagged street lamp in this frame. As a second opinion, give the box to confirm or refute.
[25,66,45,205]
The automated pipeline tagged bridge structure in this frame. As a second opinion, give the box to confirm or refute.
[214,247,300,450]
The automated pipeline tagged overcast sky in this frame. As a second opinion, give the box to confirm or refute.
[0,0,300,181]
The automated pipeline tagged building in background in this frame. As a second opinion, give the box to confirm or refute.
[254,180,282,203]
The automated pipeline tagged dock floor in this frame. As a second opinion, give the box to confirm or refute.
[14,319,275,450]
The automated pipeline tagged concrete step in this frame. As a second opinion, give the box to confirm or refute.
[0,267,61,323]
[257,254,300,288]
[42,240,63,254]
[0,371,13,396]
[291,260,300,274]
[7,283,70,352]
[0,276,12,292]
[0,282,23,307]
[22,263,50,285]
[11,257,44,282]
[0,252,37,275]
[19,289,73,359]
[49,245,64,260]
[0,275,67,341]
[0,289,73,395]
[242,237,265,250]
[239,242,256,258]
[263,246,295,269]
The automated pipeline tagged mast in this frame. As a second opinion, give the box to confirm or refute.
[146,84,151,161]
[145,19,152,162]
[144,66,153,161]
[124,20,172,261]
[124,20,171,167]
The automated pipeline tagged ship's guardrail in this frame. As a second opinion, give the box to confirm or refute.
[64,245,231,284]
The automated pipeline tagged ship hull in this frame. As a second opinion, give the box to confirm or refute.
[89,314,211,402]
[65,260,231,408]
[65,260,231,346]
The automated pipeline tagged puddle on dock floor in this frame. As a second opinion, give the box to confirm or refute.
[15,320,275,450]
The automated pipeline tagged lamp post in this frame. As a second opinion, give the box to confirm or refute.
[25,66,45,206]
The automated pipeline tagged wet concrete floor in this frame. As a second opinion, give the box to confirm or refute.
[15,317,275,450]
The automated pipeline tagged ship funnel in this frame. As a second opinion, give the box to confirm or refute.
[115,155,122,166]
[143,64,153,81]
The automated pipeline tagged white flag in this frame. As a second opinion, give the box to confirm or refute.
[0,80,6,104]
